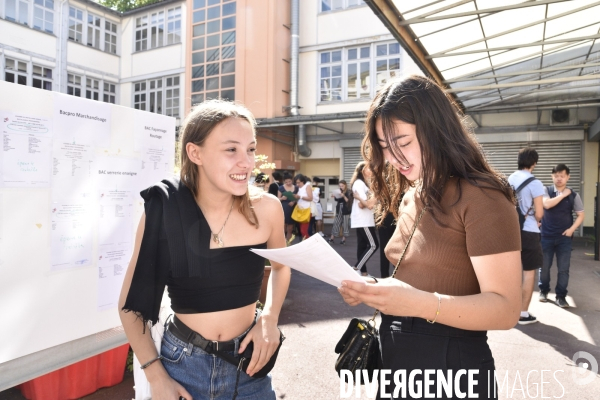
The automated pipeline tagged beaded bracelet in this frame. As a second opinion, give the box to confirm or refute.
[140,355,163,370]
[426,292,442,324]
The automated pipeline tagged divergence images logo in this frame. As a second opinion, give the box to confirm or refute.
[572,351,598,386]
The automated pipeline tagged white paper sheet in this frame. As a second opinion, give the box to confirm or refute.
[2,113,53,187]
[96,156,137,247]
[97,245,130,311]
[250,234,364,287]
[133,110,176,152]
[50,201,94,270]
[52,141,95,200]
[54,93,111,147]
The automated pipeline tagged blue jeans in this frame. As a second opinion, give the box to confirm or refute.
[539,236,572,297]
[160,329,276,399]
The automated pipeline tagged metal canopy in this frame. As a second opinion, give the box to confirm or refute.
[365,0,600,113]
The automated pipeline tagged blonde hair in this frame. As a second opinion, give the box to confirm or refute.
[179,99,261,227]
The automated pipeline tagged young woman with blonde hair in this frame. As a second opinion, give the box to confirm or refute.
[119,99,290,400]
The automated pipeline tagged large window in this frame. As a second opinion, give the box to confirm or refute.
[68,7,83,42]
[66,6,118,54]
[191,0,236,105]
[5,0,29,26]
[134,76,180,117]
[135,6,181,51]
[321,0,364,12]
[4,57,53,91]
[33,0,54,33]
[319,42,402,103]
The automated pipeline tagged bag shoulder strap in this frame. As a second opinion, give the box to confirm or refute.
[515,177,536,194]
[369,207,426,326]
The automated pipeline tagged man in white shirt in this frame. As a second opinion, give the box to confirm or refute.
[508,148,544,325]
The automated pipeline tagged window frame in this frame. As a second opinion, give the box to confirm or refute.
[67,73,82,97]
[133,75,180,117]
[5,0,30,26]
[320,0,365,12]
[33,0,54,34]
[134,6,182,52]
[318,41,403,104]
[68,6,83,43]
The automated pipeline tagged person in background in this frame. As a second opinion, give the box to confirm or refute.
[508,148,544,325]
[351,162,379,276]
[254,172,269,190]
[293,174,313,240]
[539,163,584,308]
[278,173,298,245]
[268,171,282,198]
[311,176,325,237]
[338,76,521,398]
[327,180,352,245]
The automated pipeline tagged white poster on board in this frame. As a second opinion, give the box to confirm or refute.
[134,110,176,191]
[54,94,111,148]
[97,245,130,311]
[133,110,176,152]
[50,201,94,270]
[2,112,53,187]
[52,141,95,201]
[96,155,138,248]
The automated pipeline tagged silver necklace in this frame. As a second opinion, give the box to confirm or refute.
[201,198,235,248]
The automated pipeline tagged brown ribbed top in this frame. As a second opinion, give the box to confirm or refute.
[385,177,521,296]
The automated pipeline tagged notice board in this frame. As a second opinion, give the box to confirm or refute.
[0,81,176,385]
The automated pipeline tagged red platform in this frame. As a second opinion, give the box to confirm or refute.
[18,344,130,400]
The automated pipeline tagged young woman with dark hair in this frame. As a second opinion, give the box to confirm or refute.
[338,76,521,398]
[350,161,379,276]
[119,100,290,400]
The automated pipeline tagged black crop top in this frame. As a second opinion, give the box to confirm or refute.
[167,243,267,314]
[123,177,269,327]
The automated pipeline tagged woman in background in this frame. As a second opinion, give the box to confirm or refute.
[350,162,379,276]
[327,180,352,245]
[278,173,298,245]
[293,174,313,240]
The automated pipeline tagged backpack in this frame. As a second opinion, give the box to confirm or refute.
[514,177,536,230]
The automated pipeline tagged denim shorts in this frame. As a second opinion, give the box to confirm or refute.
[160,328,276,399]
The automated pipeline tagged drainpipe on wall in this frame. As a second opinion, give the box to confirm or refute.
[290,0,311,157]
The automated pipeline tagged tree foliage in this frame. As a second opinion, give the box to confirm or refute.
[99,0,162,13]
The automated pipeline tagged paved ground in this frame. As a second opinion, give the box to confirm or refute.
[2,225,599,399]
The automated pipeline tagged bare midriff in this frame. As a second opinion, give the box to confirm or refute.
[175,303,256,341]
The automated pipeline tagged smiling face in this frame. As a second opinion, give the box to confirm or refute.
[187,117,256,197]
[375,117,422,182]
[295,179,304,188]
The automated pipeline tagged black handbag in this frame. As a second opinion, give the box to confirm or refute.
[334,208,426,384]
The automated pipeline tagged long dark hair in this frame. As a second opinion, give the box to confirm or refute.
[350,161,368,189]
[363,76,514,222]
